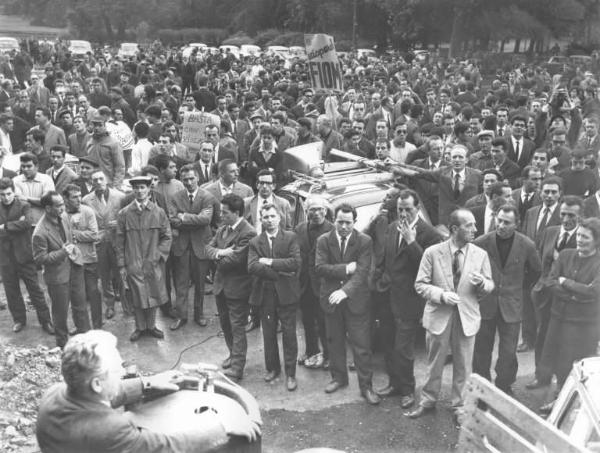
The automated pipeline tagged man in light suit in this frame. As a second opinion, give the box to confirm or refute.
[203,159,253,203]
[27,75,50,107]
[374,189,443,407]
[206,194,257,381]
[168,164,215,330]
[521,176,562,247]
[248,203,301,391]
[32,191,90,348]
[315,203,381,405]
[472,204,541,395]
[526,196,581,390]
[244,169,292,233]
[83,170,125,319]
[407,208,493,418]
[396,145,483,226]
[46,145,77,194]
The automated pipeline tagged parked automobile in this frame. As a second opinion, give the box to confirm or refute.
[219,45,240,59]
[544,55,572,75]
[266,45,290,59]
[289,46,307,59]
[240,44,261,57]
[0,37,20,55]
[117,42,139,59]
[68,40,93,60]
[182,42,207,59]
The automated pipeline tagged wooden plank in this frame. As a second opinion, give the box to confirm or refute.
[458,375,589,453]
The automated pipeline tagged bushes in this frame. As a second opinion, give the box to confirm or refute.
[266,32,304,47]
[254,29,281,48]
[156,28,229,46]
[222,33,255,46]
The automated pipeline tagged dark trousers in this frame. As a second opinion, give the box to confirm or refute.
[133,306,157,330]
[216,292,249,375]
[97,239,121,310]
[300,287,328,359]
[521,279,536,346]
[325,302,373,391]
[260,285,298,377]
[163,253,174,314]
[533,300,552,375]
[173,249,209,321]
[83,262,102,329]
[538,318,599,389]
[1,261,50,325]
[473,315,520,391]
[47,264,90,348]
[380,298,419,396]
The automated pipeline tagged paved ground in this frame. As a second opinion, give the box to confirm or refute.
[0,282,557,453]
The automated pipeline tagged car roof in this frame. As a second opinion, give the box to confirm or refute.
[280,180,392,208]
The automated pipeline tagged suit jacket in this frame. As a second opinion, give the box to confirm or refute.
[365,107,393,141]
[521,203,561,246]
[168,188,215,259]
[247,229,301,306]
[295,220,334,295]
[83,188,126,243]
[206,218,256,299]
[27,85,50,107]
[214,142,237,163]
[411,158,448,225]
[315,229,372,315]
[473,232,541,322]
[374,218,443,319]
[46,166,78,195]
[496,158,521,188]
[202,180,254,202]
[531,225,577,309]
[583,195,600,218]
[506,136,535,169]
[0,198,34,265]
[465,193,487,209]
[36,380,225,453]
[512,188,542,224]
[192,161,218,186]
[415,240,494,337]
[413,166,482,226]
[471,204,487,238]
[244,194,292,231]
[32,213,82,285]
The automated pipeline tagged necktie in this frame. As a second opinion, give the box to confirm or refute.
[453,172,461,199]
[268,235,274,258]
[340,236,346,260]
[57,219,67,243]
[514,140,520,161]
[189,193,194,205]
[453,249,463,289]
[204,164,209,182]
[557,231,570,251]
[498,127,504,137]
[537,207,550,233]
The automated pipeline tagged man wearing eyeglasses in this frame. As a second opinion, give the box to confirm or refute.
[507,115,535,169]
[389,120,416,164]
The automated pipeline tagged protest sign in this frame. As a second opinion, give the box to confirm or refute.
[305,34,343,93]
[181,111,221,149]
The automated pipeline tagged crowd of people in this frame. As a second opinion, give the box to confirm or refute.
[0,40,599,429]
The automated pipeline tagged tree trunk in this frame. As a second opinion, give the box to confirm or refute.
[101,13,114,41]
[448,4,465,58]
[514,38,521,53]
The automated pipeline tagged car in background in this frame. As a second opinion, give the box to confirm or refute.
[356,48,376,60]
[289,46,307,59]
[569,54,592,70]
[117,42,139,59]
[182,42,207,59]
[413,49,430,63]
[219,45,240,59]
[266,45,290,59]
[0,37,20,55]
[240,44,261,57]
[544,55,571,75]
[68,40,93,60]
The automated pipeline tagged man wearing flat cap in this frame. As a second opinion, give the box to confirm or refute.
[116,175,172,341]
[86,113,125,189]
[468,130,495,171]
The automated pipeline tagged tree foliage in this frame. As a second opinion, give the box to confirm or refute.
[0,0,598,52]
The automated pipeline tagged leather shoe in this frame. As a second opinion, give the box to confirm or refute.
[12,322,25,333]
[41,322,54,335]
[517,342,532,353]
[376,384,401,397]
[361,388,381,405]
[286,376,297,391]
[223,369,242,381]
[405,405,435,419]
[401,394,415,409]
[170,318,187,331]
[221,357,232,369]
[130,329,143,341]
[105,307,115,319]
[324,380,347,394]
[147,328,164,339]
[245,321,259,333]
[195,317,208,327]
[526,378,550,390]
[264,370,280,382]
